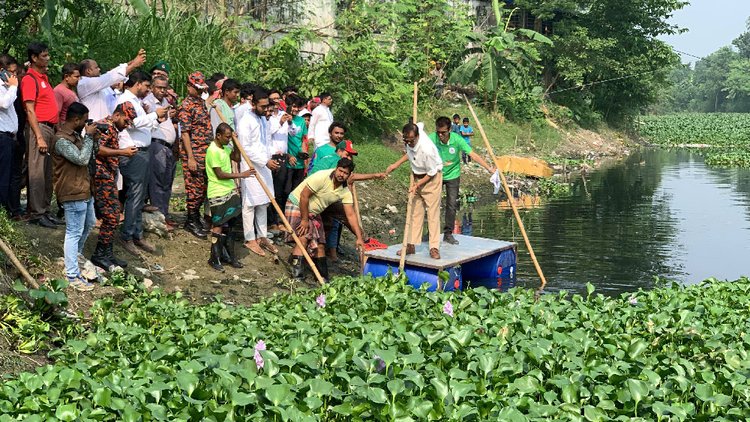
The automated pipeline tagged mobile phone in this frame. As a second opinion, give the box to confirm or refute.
[85,119,94,125]
[0,69,9,83]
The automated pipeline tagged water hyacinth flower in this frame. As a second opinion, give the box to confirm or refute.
[254,340,266,370]
[316,294,326,308]
[443,300,454,317]
[629,296,638,306]
[373,355,386,372]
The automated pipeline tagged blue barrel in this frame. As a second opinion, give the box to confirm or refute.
[462,248,517,291]
[363,259,462,292]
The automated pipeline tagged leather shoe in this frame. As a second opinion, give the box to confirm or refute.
[134,238,156,254]
[443,233,459,245]
[31,216,57,229]
[429,248,441,259]
[45,213,65,225]
[143,205,159,213]
[121,240,141,256]
[397,243,416,256]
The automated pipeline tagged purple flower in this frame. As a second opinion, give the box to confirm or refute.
[373,355,386,372]
[443,300,454,317]
[316,294,326,308]
[254,340,266,370]
[629,296,638,306]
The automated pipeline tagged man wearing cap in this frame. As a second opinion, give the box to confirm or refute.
[78,49,146,121]
[117,70,168,255]
[149,60,178,106]
[179,71,213,239]
[89,103,139,270]
[144,75,178,222]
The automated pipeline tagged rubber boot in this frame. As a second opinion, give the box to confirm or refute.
[184,211,208,239]
[90,241,116,270]
[314,256,329,281]
[107,243,128,268]
[208,233,225,272]
[290,255,304,280]
[221,230,243,268]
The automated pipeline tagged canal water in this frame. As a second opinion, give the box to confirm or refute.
[471,149,750,296]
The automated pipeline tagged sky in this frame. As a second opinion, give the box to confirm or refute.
[658,0,750,64]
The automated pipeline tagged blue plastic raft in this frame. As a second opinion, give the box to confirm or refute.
[362,235,517,292]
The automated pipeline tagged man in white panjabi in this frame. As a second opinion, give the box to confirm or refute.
[236,89,280,257]
[307,92,333,149]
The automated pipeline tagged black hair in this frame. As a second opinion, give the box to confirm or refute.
[0,54,17,70]
[207,73,226,95]
[113,103,128,116]
[268,88,281,96]
[240,83,257,99]
[27,42,48,64]
[286,94,306,109]
[336,157,355,172]
[61,63,78,78]
[463,117,469,122]
[124,70,151,87]
[78,59,94,75]
[222,78,240,94]
[436,116,452,129]
[282,86,298,95]
[252,88,269,104]
[328,121,347,134]
[319,92,332,101]
[452,114,460,119]
[152,75,168,85]
[216,122,233,135]
[402,123,419,136]
[66,102,89,120]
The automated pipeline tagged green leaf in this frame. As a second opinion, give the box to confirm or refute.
[627,379,648,404]
[449,56,480,85]
[175,371,199,397]
[431,378,450,401]
[627,339,648,360]
[265,384,292,406]
[482,54,498,93]
[55,403,78,421]
[367,387,388,404]
[309,379,334,396]
[231,391,255,406]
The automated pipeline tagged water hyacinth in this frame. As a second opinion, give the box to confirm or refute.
[316,294,326,308]
[443,300,454,317]
[373,355,386,373]
[254,340,266,370]
[629,295,638,306]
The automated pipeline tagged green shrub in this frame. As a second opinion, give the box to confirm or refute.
[2,275,750,419]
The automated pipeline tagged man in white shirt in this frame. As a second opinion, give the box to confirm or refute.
[77,49,146,121]
[0,58,19,212]
[236,89,280,257]
[233,83,255,125]
[307,92,333,149]
[117,70,168,255]
[385,122,444,259]
[144,75,178,222]
[267,90,293,232]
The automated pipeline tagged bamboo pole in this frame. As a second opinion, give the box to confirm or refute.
[0,238,40,290]
[350,183,366,271]
[463,95,547,290]
[212,105,325,286]
[398,82,419,272]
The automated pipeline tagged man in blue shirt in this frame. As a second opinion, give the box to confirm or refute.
[460,117,474,163]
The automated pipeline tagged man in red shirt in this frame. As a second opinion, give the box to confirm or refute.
[22,42,61,228]
[53,63,80,123]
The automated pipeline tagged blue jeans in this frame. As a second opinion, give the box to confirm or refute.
[326,219,342,250]
[62,197,96,277]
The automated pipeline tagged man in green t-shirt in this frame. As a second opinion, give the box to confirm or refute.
[430,116,494,245]
[205,123,254,272]
[285,158,365,280]
[309,122,347,175]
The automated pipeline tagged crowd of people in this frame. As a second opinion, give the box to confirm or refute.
[0,43,495,291]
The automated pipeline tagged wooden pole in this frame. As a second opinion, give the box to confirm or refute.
[463,95,548,290]
[0,238,40,290]
[350,183,366,271]
[212,106,325,286]
[399,82,419,272]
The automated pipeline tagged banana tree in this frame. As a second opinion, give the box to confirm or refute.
[449,0,552,112]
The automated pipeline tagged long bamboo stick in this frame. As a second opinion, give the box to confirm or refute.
[212,105,325,286]
[0,238,40,290]
[463,95,547,290]
[398,82,419,272]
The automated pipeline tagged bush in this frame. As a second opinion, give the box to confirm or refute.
[2,274,750,419]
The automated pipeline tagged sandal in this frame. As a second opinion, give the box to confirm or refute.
[259,238,279,254]
[244,241,266,257]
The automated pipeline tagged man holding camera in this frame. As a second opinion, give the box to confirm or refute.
[0,57,18,214]
[89,103,138,270]
[50,102,98,291]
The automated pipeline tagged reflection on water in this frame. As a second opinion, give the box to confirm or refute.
[472,149,750,296]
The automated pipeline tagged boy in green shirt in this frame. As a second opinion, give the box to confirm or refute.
[430,116,494,245]
[205,123,255,271]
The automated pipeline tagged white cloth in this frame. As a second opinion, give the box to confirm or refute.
[237,111,274,206]
[77,63,128,121]
[490,170,501,195]
[117,89,159,148]
[406,122,443,176]
[234,102,251,126]
[268,109,289,155]
[0,84,18,134]
[308,103,333,149]
[143,93,175,143]
[242,203,268,241]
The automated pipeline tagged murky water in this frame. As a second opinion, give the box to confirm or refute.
[470,149,750,296]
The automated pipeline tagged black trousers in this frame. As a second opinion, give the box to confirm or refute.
[442,177,460,235]
[0,132,15,212]
[268,154,288,226]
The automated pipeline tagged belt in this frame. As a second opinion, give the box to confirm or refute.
[152,138,173,147]
[136,146,149,152]
[0,131,15,137]
[39,122,55,129]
